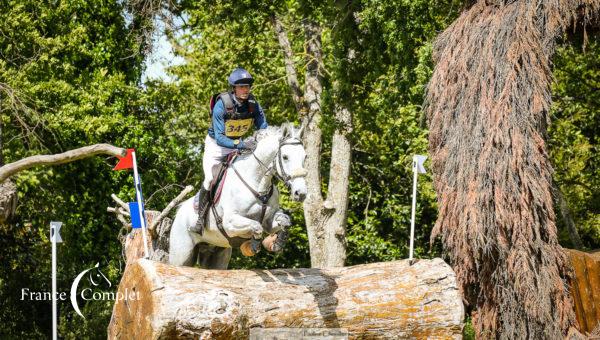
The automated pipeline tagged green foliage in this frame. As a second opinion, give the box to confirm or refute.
[463,316,476,340]
[550,35,600,249]
[1,0,598,338]
[0,1,191,338]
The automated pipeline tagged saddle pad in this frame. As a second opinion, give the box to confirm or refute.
[209,152,238,205]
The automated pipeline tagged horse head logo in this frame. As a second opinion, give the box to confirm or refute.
[70,263,111,318]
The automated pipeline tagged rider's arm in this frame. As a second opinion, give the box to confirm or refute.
[212,100,241,149]
[254,102,268,129]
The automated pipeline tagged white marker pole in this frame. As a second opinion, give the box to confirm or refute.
[409,155,427,261]
[50,221,63,340]
[131,151,150,258]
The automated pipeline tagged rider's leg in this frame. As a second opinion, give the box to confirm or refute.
[201,135,235,189]
[189,136,229,233]
[189,187,210,233]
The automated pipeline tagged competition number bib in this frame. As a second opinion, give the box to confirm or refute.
[225,118,253,137]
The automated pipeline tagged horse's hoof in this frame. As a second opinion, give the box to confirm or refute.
[241,240,259,256]
[262,234,280,252]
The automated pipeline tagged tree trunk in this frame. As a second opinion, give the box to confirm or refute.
[274,17,353,268]
[107,258,464,339]
[0,179,17,223]
[301,19,328,268]
[271,16,306,115]
[322,104,352,267]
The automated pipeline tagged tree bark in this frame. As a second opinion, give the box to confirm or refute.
[107,258,464,339]
[322,104,352,267]
[301,19,329,268]
[0,179,17,223]
[271,16,306,115]
[0,143,126,183]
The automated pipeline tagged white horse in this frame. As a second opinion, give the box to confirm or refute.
[168,124,307,269]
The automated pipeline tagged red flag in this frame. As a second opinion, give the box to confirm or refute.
[113,148,135,170]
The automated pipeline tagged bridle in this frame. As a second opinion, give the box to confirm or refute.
[229,134,307,216]
[248,135,307,189]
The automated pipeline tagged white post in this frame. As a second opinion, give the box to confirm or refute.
[131,151,150,258]
[409,155,427,261]
[50,221,62,340]
[409,167,418,261]
[52,232,57,340]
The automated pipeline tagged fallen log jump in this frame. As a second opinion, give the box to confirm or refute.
[108,258,464,339]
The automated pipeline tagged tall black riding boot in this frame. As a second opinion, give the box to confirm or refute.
[188,187,210,234]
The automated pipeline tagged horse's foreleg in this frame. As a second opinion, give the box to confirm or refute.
[223,213,263,238]
[269,209,291,234]
[262,209,291,253]
[168,235,197,266]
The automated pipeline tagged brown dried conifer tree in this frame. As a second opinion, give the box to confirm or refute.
[425,0,599,338]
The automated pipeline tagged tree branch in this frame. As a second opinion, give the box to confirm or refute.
[149,185,193,230]
[271,15,307,115]
[0,143,127,182]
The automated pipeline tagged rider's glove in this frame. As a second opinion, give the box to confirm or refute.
[240,137,257,151]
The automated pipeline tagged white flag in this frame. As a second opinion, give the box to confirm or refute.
[50,221,63,243]
[412,155,427,174]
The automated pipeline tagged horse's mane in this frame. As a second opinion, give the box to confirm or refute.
[254,122,298,141]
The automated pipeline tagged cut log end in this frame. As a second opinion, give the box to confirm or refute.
[108,258,464,339]
[567,249,600,334]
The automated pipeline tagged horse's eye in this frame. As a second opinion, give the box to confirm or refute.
[283,155,288,161]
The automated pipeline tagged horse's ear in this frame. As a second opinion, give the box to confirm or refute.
[297,123,305,139]
[254,129,264,141]
[281,123,291,138]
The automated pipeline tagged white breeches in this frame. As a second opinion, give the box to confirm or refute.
[202,135,237,189]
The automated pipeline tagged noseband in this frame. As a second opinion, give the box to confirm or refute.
[274,137,306,185]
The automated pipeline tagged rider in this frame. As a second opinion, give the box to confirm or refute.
[190,67,268,233]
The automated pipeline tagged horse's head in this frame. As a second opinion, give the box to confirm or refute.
[276,123,308,202]
[254,123,308,202]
